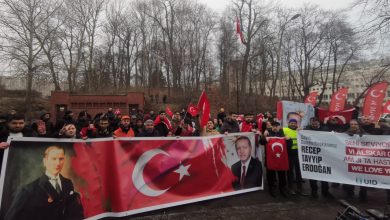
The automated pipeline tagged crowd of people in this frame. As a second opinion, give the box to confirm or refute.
[0,107,389,203]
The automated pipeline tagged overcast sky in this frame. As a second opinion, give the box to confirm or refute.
[198,0,355,12]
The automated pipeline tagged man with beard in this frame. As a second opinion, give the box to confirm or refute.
[137,119,160,137]
[220,112,240,134]
[85,117,112,138]
[240,113,257,132]
[325,116,347,133]
[113,115,135,137]
[283,118,308,196]
[132,118,144,136]
[360,115,382,135]
[0,114,37,173]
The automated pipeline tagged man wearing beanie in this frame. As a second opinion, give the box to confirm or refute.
[137,119,160,137]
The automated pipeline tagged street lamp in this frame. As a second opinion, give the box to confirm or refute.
[275,13,300,97]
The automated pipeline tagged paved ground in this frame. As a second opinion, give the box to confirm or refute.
[102,182,389,220]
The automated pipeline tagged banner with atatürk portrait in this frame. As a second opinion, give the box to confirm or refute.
[0,133,263,220]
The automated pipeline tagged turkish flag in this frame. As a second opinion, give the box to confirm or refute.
[266,138,289,170]
[197,90,211,127]
[187,103,199,117]
[71,138,235,218]
[166,106,173,117]
[154,115,172,130]
[383,100,390,114]
[304,91,318,106]
[256,114,264,133]
[240,121,253,132]
[317,107,355,125]
[363,81,388,121]
[329,87,348,112]
[236,17,245,44]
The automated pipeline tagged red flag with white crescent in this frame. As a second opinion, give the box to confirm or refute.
[317,107,355,125]
[71,137,236,217]
[165,106,173,117]
[329,87,348,112]
[304,91,318,106]
[256,114,264,133]
[236,17,245,44]
[383,100,390,114]
[187,103,199,117]
[363,81,388,121]
[154,115,172,130]
[266,137,289,170]
[197,90,211,127]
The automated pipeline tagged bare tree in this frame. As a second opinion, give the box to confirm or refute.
[0,0,62,113]
[233,0,270,95]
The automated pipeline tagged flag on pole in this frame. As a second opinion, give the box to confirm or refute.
[363,81,388,121]
[304,91,318,106]
[187,103,199,117]
[197,90,211,127]
[236,17,246,44]
[329,87,348,112]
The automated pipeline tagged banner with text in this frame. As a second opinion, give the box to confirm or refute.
[0,133,263,220]
[298,130,390,189]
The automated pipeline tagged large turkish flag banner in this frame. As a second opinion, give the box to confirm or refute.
[71,137,236,218]
[363,81,388,121]
[266,138,289,171]
[317,107,355,125]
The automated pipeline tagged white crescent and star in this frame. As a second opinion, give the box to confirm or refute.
[132,149,191,197]
[271,142,284,158]
[370,89,383,98]
[335,93,345,101]
[387,104,390,112]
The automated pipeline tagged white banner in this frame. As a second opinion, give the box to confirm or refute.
[298,130,390,189]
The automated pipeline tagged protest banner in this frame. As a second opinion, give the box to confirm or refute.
[0,133,263,220]
[298,130,390,189]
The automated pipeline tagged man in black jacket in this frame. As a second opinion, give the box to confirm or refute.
[220,112,240,134]
[5,145,84,220]
[85,117,112,138]
[231,136,263,190]
[154,111,170,137]
[360,116,382,135]
[0,114,36,173]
